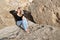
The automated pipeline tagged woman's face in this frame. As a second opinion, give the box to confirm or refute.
[17,9,21,13]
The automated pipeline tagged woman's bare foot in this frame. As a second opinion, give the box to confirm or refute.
[25,29,29,33]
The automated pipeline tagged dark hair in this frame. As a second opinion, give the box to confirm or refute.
[18,7,21,9]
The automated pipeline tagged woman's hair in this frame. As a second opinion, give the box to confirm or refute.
[17,7,21,13]
[17,7,21,11]
[18,7,21,9]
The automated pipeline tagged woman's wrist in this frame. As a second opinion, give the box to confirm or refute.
[22,16,26,19]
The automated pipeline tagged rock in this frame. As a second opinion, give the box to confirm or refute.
[0,25,20,39]
[0,0,60,40]
[0,21,60,40]
[29,0,60,27]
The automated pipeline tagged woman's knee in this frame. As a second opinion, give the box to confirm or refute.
[16,21,22,26]
[23,19,27,23]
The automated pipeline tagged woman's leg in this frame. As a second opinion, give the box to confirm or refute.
[16,21,22,26]
[22,19,28,31]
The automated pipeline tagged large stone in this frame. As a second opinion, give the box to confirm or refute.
[29,0,60,27]
[0,21,60,40]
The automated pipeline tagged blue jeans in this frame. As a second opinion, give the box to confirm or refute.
[16,19,28,31]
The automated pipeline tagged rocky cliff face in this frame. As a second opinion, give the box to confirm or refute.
[0,0,60,40]
[29,0,60,27]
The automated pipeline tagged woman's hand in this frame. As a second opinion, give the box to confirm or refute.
[22,16,26,20]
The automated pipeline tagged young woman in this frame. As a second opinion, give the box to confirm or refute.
[16,7,29,33]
